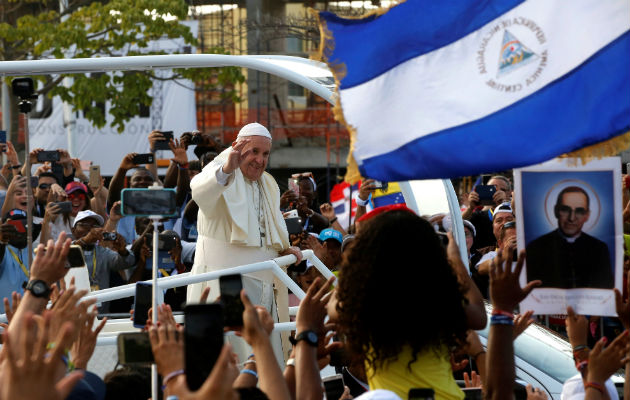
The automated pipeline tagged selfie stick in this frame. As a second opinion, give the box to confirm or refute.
[17,98,34,266]
[148,184,162,400]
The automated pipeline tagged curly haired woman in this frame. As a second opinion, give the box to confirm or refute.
[331,207,486,400]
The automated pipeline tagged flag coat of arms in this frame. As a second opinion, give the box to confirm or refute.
[317,0,630,182]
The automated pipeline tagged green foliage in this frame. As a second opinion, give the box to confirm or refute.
[0,0,244,132]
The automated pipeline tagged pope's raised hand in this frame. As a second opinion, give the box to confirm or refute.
[222,139,250,175]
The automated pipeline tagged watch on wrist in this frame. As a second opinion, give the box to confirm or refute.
[289,330,318,347]
[24,279,51,298]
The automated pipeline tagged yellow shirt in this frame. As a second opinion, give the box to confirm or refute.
[366,346,464,400]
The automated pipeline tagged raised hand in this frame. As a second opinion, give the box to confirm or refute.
[3,291,21,324]
[513,310,534,340]
[120,153,138,171]
[30,233,72,286]
[148,323,184,378]
[70,313,107,369]
[587,331,630,386]
[222,139,250,175]
[0,311,84,400]
[319,203,336,221]
[565,306,589,348]
[169,139,188,166]
[490,249,541,312]
[358,179,376,201]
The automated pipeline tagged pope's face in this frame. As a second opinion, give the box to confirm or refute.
[557,192,589,237]
[239,136,271,181]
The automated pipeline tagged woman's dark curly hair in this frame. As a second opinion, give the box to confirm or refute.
[336,210,469,373]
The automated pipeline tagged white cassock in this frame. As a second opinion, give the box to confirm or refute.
[187,147,291,363]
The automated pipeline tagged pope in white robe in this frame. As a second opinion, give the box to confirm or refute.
[187,122,301,362]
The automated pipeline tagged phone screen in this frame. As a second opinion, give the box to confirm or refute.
[37,151,60,162]
[133,282,152,329]
[53,201,72,215]
[117,332,154,365]
[184,303,224,391]
[475,185,496,205]
[154,131,174,150]
[121,189,177,217]
[66,245,86,268]
[323,375,345,400]
[219,274,244,327]
[132,153,155,165]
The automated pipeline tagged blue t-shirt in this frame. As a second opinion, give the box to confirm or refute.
[118,216,176,244]
[0,246,31,305]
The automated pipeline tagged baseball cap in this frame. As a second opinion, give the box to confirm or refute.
[441,214,477,237]
[493,202,513,216]
[73,210,104,228]
[65,181,88,195]
[319,228,343,244]
[5,209,27,221]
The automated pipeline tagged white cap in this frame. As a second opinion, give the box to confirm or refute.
[237,122,272,140]
[73,210,104,228]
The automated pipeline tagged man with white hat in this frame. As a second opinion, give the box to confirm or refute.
[187,123,301,360]
[71,210,136,296]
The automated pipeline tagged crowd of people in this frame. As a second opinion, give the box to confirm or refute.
[0,126,628,399]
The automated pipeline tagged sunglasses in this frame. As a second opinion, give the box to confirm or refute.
[38,183,51,189]
[68,192,86,201]
[557,205,588,217]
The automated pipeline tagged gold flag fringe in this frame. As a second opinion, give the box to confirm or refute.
[309,2,405,184]
[559,131,630,165]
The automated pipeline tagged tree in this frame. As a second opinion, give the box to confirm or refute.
[0,0,244,134]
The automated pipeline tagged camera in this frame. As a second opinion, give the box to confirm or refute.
[11,78,35,99]
[190,133,203,145]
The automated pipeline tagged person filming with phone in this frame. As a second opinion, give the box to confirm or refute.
[187,122,301,360]
[0,209,38,302]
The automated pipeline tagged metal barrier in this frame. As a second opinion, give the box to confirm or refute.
[0,249,333,342]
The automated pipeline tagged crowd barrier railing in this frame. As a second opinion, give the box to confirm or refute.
[0,250,334,345]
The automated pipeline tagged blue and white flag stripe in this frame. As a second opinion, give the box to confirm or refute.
[320,0,630,181]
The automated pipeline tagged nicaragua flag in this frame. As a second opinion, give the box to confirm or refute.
[317,0,630,182]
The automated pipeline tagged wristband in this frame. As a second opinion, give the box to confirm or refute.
[330,217,338,224]
[11,164,21,169]
[286,358,295,367]
[491,309,514,319]
[241,369,258,379]
[573,345,589,353]
[243,359,256,366]
[161,369,185,390]
[472,350,486,360]
[356,196,370,207]
[490,315,514,326]
[584,382,605,393]
[178,163,189,170]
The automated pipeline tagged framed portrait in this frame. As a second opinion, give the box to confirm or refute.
[514,157,622,316]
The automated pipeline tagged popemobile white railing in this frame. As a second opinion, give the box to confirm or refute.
[0,249,334,346]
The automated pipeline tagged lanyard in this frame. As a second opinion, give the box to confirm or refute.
[88,251,97,281]
[8,247,28,279]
